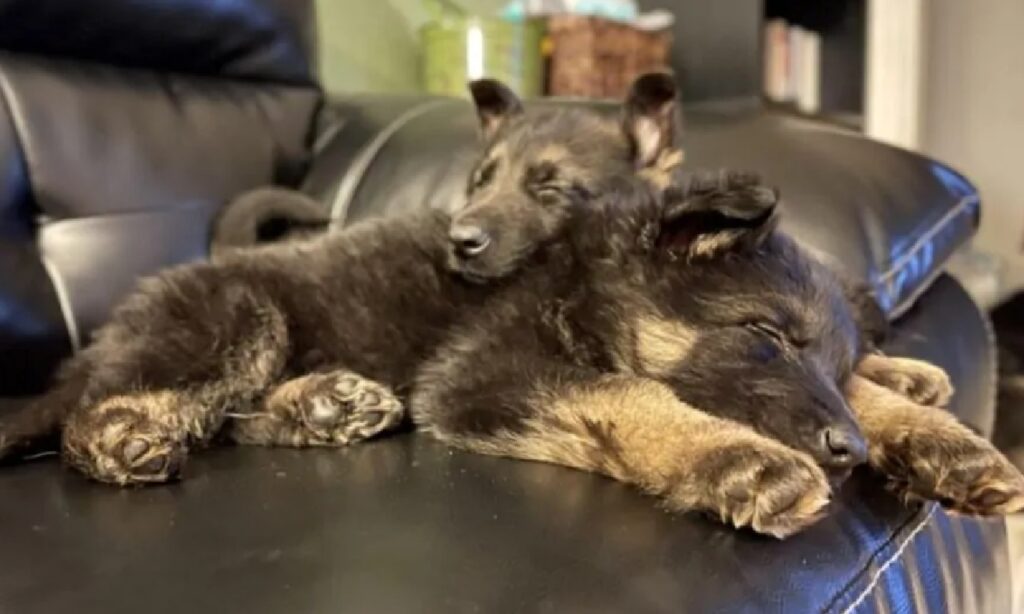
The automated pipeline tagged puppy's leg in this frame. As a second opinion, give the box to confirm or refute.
[415,364,831,539]
[846,374,1024,514]
[61,278,290,485]
[856,353,954,407]
[229,369,404,446]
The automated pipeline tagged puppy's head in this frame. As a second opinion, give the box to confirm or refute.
[448,73,683,282]
[635,172,867,479]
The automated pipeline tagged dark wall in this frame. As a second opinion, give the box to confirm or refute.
[640,0,764,103]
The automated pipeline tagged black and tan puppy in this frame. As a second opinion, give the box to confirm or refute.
[411,167,1024,537]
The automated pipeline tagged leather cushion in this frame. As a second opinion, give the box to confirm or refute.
[0,238,71,396]
[0,54,320,351]
[0,82,28,239]
[0,0,314,84]
[0,54,318,220]
[38,205,214,346]
[313,98,979,319]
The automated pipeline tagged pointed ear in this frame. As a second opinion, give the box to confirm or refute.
[622,71,681,168]
[656,170,779,259]
[468,79,524,140]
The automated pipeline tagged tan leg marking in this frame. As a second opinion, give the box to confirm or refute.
[856,353,954,407]
[430,375,830,539]
[846,375,1024,515]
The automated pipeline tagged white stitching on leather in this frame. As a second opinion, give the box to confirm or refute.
[878,193,980,316]
[838,504,938,614]
[877,193,979,284]
[38,253,81,352]
[328,99,456,226]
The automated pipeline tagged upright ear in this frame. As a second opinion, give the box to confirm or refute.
[655,170,780,259]
[468,79,524,140]
[622,72,681,168]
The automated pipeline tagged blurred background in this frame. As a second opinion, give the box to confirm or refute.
[316,0,1024,311]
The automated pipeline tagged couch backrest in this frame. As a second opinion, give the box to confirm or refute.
[0,0,321,395]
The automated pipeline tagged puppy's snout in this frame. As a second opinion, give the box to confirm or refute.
[816,426,867,471]
[449,224,492,258]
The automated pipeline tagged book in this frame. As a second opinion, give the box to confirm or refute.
[796,28,821,113]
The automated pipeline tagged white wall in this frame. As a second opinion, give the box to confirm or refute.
[922,0,1024,298]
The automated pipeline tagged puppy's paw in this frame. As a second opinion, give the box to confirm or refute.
[682,439,831,539]
[62,396,188,486]
[297,371,404,444]
[860,356,954,407]
[878,419,1024,515]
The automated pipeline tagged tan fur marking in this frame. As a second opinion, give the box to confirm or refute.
[436,375,830,538]
[639,147,685,190]
[846,375,1024,515]
[689,228,744,259]
[538,143,571,164]
[632,315,696,376]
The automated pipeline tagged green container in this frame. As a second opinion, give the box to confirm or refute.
[420,17,544,98]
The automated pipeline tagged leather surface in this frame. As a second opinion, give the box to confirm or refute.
[0,88,29,239]
[38,205,214,345]
[0,53,320,363]
[0,239,72,396]
[315,98,979,319]
[0,0,314,84]
[0,55,318,220]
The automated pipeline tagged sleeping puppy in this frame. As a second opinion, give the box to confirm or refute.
[412,168,1024,537]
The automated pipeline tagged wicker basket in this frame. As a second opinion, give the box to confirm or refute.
[546,15,672,99]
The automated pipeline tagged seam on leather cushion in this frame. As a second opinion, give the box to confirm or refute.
[824,503,938,613]
[37,252,81,352]
[0,63,37,214]
[878,193,980,317]
[328,99,458,227]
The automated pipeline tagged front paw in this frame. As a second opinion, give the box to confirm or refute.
[876,418,1024,515]
[679,438,832,539]
[860,356,954,407]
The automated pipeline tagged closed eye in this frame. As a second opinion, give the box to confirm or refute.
[471,160,498,192]
[745,321,810,349]
[745,322,787,345]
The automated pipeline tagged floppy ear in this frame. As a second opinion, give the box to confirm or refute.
[656,170,779,259]
[468,79,524,140]
[622,71,682,168]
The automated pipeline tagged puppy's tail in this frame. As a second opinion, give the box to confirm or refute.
[211,187,330,256]
[0,368,87,462]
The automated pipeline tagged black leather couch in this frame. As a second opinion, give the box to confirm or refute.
[0,2,1013,612]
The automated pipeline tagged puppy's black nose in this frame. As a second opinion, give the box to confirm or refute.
[819,426,868,470]
[450,225,491,257]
